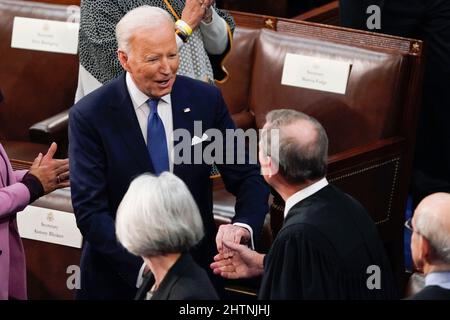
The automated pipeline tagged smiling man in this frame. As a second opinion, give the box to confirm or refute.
[69,6,269,299]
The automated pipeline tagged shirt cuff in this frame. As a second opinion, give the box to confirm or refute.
[136,262,146,288]
[199,9,228,55]
[233,222,255,250]
[21,172,44,203]
[175,31,185,49]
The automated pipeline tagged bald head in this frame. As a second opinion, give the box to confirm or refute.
[260,109,328,184]
[414,193,450,264]
[281,119,319,154]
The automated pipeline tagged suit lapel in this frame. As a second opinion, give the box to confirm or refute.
[110,74,154,172]
[171,77,195,176]
[171,76,195,136]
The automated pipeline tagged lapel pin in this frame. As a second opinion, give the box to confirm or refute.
[183,107,191,113]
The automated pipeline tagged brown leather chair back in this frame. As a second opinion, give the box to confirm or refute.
[217,12,283,129]
[217,27,260,129]
[0,0,78,158]
[249,28,408,155]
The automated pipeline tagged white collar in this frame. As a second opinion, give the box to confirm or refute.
[283,178,329,218]
[425,271,450,290]
[125,72,171,110]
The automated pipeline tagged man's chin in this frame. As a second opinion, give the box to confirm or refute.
[147,87,172,99]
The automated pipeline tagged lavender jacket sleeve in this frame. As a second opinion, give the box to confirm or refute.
[0,147,30,218]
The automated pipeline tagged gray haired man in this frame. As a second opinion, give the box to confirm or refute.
[211,109,397,299]
[407,192,450,300]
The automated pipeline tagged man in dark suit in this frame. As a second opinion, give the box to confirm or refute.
[69,6,269,299]
[339,0,450,208]
[211,109,397,299]
[406,193,450,300]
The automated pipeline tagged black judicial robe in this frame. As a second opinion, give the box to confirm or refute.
[259,185,398,300]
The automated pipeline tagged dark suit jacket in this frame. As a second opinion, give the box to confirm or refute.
[69,74,269,299]
[407,285,450,300]
[135,253,218,300]
[259,184,398,299]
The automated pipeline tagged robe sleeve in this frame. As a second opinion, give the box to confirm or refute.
[259,224,342,300]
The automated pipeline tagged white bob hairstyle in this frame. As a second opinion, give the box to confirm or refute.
[116,172,204,257]
[115,5,174,53]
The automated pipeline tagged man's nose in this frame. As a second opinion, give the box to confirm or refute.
[160,58,170,74]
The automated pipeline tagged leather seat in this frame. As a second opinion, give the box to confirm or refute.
[0,0,78,160]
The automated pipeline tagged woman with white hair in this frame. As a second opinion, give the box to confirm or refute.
[116,172,218,300]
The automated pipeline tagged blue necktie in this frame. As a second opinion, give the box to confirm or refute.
[147,99,169,174]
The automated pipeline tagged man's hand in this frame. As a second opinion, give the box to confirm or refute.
[210,240,264,279]
[216,224,250,258]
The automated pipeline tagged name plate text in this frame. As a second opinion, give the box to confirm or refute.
[17,206,82,248]
[11,17,79,54]
[281,53,351,94]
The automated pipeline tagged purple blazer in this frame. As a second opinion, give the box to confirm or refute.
[0,143,29,300]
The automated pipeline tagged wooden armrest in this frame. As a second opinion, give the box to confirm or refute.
[328,137,406,171]
[293,0,339,25]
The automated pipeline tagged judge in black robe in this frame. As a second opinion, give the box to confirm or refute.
[260,184,398,299]
[211,109,398,300]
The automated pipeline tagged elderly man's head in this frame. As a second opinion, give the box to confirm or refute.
[116,6,179,99]
[411,192,450,273]
[259,109,328,185]
[116,172,204,257]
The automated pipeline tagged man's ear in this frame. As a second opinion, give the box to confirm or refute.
[259,153,270,175]
[420,235,433,264]
[117,50,129,71]
[262,156,280,178]
[268,156,280,178]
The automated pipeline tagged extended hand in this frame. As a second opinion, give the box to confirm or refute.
[210,240,264,279]
[29,142,70,194]
[216,224,250,258]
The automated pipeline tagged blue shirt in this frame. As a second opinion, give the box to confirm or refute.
[425,271,450,289]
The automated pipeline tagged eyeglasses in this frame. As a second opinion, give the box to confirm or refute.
[404,217,414,232]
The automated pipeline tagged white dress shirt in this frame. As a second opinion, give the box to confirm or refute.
[425,271,450,290]
[283,178,329,218]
